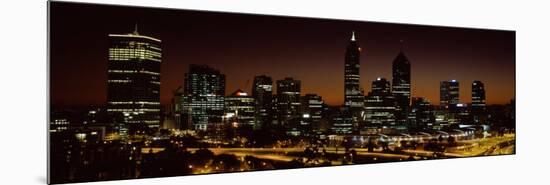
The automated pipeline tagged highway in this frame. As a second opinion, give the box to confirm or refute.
[142,134,515,163]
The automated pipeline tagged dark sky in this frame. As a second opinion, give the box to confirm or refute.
[50,2,515,108]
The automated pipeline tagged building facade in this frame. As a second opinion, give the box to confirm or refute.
[106,28,162,134]
[301,94,324,133]
[344,31,365,114]
[409,97,435,130]
[275,77,301,134]
[364,78,398,134]
[440,80,460,110]
[252,75,274,129]
[471,80,487,124]
[225,89,256,128]
[391,51,411,126]
[331,109,354,135]
[180,64,226,131]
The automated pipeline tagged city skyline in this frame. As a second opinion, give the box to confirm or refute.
[48,2,515,184]
[50,2,515,108]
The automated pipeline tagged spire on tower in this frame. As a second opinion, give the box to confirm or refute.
[399,39,404,51]
[351,31,356,41]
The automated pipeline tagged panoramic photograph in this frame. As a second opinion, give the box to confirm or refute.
[48,1,515,184]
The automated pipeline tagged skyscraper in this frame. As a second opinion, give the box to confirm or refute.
[471,80,486,110]
[106,27,162,134]
[391,50,411,126]
[440,80,460,109]
[471,80,486,124]
[364,77,397,134]
[252,75,273,129]
[275,77,301,134]
[181,64,225,131]
[301,94,324,133]
[344,31,364,111]
[225,89,256,128]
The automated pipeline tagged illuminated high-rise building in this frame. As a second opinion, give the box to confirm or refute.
[106,26,162,134]
[364,77,397,134]
[471,80,486,110]
[301,94,324,133]
[252,75,273,129]
[225,89,256,128]
[275,77,301,133]
[391,49,411,126]
[344,31,364,113]
[181,64,225,131]
[440,80,460,109]
[471,80,486,124]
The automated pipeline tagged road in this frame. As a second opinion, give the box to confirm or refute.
[142,134,515,163]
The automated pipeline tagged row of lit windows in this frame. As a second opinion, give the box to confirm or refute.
[108,70,160,76]
[49,127,68,132]
[226,105,255,109]
[52,119,69,125]
[109,49,161,57]
[365,107,396,110]
[108,80,132,83]
[108,101,160,105]
[109,48,161,62]
[391,90,410,94]
[185,103,224,107]
[107,108,160,112]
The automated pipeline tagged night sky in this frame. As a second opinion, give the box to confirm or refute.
[50,2,515,108]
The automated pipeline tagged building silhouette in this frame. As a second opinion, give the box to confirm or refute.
[106,27,162,134]
[252,75,274,129]
[364,77,398,134]
[225,89,256,128]
[391,49,411,127]
[471,80,486,124]
[301,94,324,133]
[331,109,354,134]
[180,64,226,131]
[440,80,460,110]
[343,31,365,115]
[409,97,435,130]
[275,77,301,135]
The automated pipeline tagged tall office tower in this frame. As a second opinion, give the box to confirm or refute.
[301,94,324,133]
[275,77,301,134]
[391,50,411,126]
[471,80,486,124]
[409,97,435,130]
[440,80,460,109]
[107,27,162,134]
[181,64,225,131]
[252,75,273,129]
[344,31,364,113]
[364,77,397,134]
[225,89,256,128]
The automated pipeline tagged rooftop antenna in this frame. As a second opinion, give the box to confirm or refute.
[133,22,139,35]
[351,31,356,41]
[399,39,404,52]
